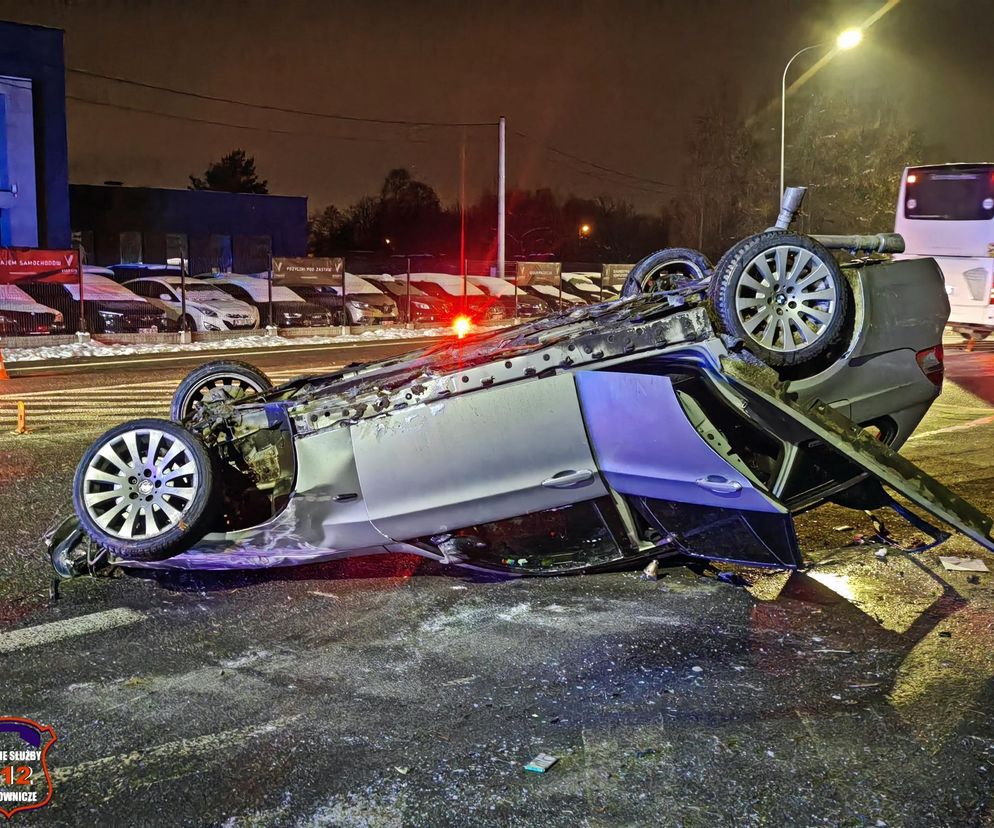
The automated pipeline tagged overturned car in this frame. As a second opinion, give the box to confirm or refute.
[49,190,994,578]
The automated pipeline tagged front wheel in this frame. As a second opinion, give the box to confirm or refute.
[72,418,219,561]
[170,359,273,422]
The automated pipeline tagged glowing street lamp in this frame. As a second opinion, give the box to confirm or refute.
[836,28,863,50]
[779,28,863,197]
[579,223,592,239]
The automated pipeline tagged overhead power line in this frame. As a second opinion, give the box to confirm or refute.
[513,130,676,190]
[65,94,503,145]
[69,67,497,129]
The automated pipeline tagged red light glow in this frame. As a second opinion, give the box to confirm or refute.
[907,174,917,184]
[453,315,472,339]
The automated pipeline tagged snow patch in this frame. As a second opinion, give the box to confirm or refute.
[3,327,457,363]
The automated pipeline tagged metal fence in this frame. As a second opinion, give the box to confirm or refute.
[0,246,630,342]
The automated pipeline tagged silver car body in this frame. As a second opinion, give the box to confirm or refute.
[126,254,990,572]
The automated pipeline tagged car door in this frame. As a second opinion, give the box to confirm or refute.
[574,369,801,567]
[350,372,609,541]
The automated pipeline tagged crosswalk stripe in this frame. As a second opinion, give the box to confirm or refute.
[0,608,146,653]
[0,363,345,432]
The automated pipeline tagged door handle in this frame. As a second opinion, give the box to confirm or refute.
[695,475,742,495]
[542,469,594,488]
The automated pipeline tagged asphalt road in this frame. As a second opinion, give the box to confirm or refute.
[2,342,994,826]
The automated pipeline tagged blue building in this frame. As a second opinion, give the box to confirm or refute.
[0,20,71,248]
[70,184,309,273]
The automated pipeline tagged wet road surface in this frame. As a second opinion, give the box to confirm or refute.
[1,343,994,825]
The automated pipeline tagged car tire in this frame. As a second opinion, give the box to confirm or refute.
[708,232,849,367]
[183,314,198,333]
[621,248,713,298]
[170,359,273,422]
[72,418,219,561]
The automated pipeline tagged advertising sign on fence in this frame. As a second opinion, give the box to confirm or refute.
[515,261,562,287]
[272,257,344,285]
[0,249,79,284]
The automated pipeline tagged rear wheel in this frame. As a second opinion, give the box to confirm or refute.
[708,232,848,367]
[170,359,273,422]
[72,418,218,561]
[621,248,713,298]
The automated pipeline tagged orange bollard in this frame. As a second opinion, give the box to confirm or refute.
[0,349,8,381]
[14,401,26,435]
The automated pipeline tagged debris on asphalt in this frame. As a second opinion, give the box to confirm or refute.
[394,766,410,776]
[875,548,889,560]
[968,574,982,584]
[524,753,559,773]
[716,570,751,586]
[939,556,990,572]
[641,560,660,580]
[833,525,854,531]
[939,631,953,638]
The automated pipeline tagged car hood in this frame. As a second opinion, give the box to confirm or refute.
[716,357,994,554]
[188,298,257,316]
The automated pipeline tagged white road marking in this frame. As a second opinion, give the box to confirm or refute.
[908,414,994,441]
[51,714,302,785]
[0,608,146,654]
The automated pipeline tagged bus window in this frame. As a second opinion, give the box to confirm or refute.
[904,165,994,221]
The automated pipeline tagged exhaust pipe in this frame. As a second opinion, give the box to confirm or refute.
[768,186,905,253]
[810,233,905,254]
[770,186,807,231]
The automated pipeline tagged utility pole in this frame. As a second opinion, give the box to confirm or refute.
[497,116,506,281]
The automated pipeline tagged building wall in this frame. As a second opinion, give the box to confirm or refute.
[0,21,71,248]
[70,184,309,272]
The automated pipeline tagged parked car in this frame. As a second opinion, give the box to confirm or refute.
[406,274,505,322]
[195,274,333,328]
[466,275,548,318]
[21,268,175,334]
[519,282,587,312]
[50,212,986,580]
[365,275,454,323]
[0,284,64,335]
[288,275,398,326]
[106,263,182,285]
[563,274,606,302]
[122,275,259,332]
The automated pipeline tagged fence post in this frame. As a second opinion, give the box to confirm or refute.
[513,265,520,323]
[267,250,275,333]
[75,248,88,343]
[406,257,413,330]
[179,257,191,343]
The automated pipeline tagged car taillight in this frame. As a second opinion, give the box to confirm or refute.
[907,173,917,184]
[916,345,944,387]
[452,315,472,339]
[989,286,994,305]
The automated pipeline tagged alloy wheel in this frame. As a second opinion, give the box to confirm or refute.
[733,243,839,353]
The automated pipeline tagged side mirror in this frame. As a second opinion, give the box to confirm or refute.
[159,293,173,301]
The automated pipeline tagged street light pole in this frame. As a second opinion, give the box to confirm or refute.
[779,28,863,200]
[780,43,823,200]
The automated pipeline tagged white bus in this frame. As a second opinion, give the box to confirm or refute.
[895,163,994,337]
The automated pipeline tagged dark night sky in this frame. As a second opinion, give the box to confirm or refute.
[2,0,991,213]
